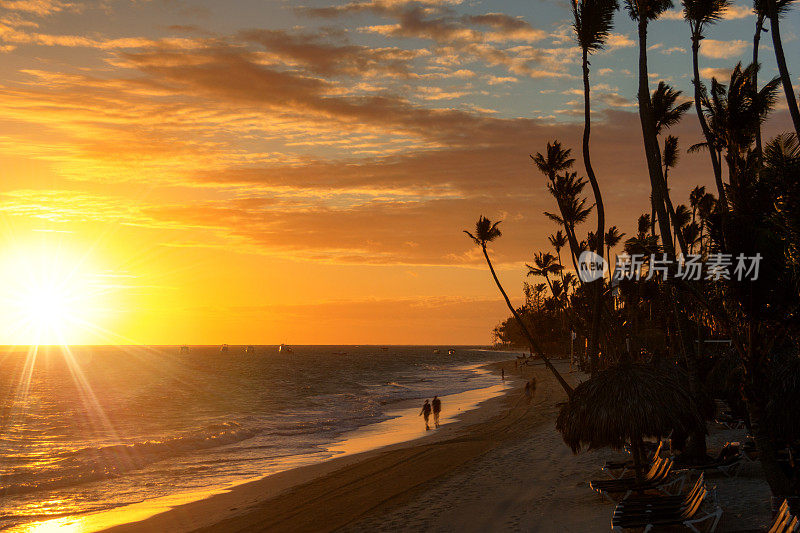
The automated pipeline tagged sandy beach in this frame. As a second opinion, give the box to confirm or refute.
[74,358,775,533]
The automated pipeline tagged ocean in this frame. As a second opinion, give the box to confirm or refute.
[0,345,512,529]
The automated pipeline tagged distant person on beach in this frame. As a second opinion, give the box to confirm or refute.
[501,368,505,381]
[524,381,532,404]
[420,399,432,430]
[432,396,441,427]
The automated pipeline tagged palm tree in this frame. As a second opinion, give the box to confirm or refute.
[626,0,678,258]
[701,63,780,183]
[549,230,570,285]
[532,143,582,270]
[651,82,691,254]
[527,252,564,300]
[572,0,619,375]
[604,225,625,275]
[465,216,574,396]
[652,82,693,134]
[689,185,706,225]
[753,0,768,153]
[672,203,692,245]
[683,0,731,205]
[764,0,800,138]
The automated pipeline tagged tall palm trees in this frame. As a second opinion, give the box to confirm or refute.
[626,0,678,259]
[683,0,730,205]
[465,216,574,396]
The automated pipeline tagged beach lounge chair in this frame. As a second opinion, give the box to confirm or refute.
[678,443,744,478]
[615,473,705,512]
[604,441,664,479]
[591,457,685,502]
[611,482,723,532]
[768,500,800,533]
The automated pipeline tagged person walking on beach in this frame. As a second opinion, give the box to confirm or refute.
[501,368,505,381]
[524,381,532,404]
[420,399,432,430]
[432,396,441,428]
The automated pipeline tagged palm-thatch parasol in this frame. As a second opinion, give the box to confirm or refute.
[556,362,706,483]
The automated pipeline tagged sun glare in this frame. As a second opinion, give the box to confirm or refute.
[0,244,106,345]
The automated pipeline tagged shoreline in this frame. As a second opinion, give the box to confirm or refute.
[12,356,526,533]
[98,358,559,533]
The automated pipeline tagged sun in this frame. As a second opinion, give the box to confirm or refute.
[0,243,106,345]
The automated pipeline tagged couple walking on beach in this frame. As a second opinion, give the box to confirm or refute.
[420,396,441,430]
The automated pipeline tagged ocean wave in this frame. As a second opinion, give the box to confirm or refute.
[1,422,259,496]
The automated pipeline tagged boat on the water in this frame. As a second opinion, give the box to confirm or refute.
[220,344,229,353]
[278,344,293,354]
[433,348,441,354]
[179,345,190,354]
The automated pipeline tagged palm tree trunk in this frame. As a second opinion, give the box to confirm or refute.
[744,374,793,496]
[637,18,675,259]
[481,245,574,397]
[582,47,604,376]
[753,13,765,155]
[691,35,727,208]
[767,0,800,139]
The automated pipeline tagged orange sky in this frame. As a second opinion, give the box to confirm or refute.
[0,0,796,344]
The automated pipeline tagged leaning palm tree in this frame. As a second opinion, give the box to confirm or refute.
[764,0,800,138]
[626,0,677,258]
[683,0,730,205]
[465,216,574,396]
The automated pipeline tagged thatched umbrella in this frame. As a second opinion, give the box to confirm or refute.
[556,362,706,483]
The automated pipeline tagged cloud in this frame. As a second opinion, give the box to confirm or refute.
[238,28,426,78]
[606,33,635,50]
[700,39,749,59]
[700,66,733,79]
[0,0,75,16]
[722,4,753,19]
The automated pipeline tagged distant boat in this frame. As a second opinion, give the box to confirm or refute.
[245,345,256,353]
[278,344,293,354]
[220,344,229,353]
[179,345,190,354]
[380,346,389,351]
[433,349,441,354]
[332,351,348,356]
